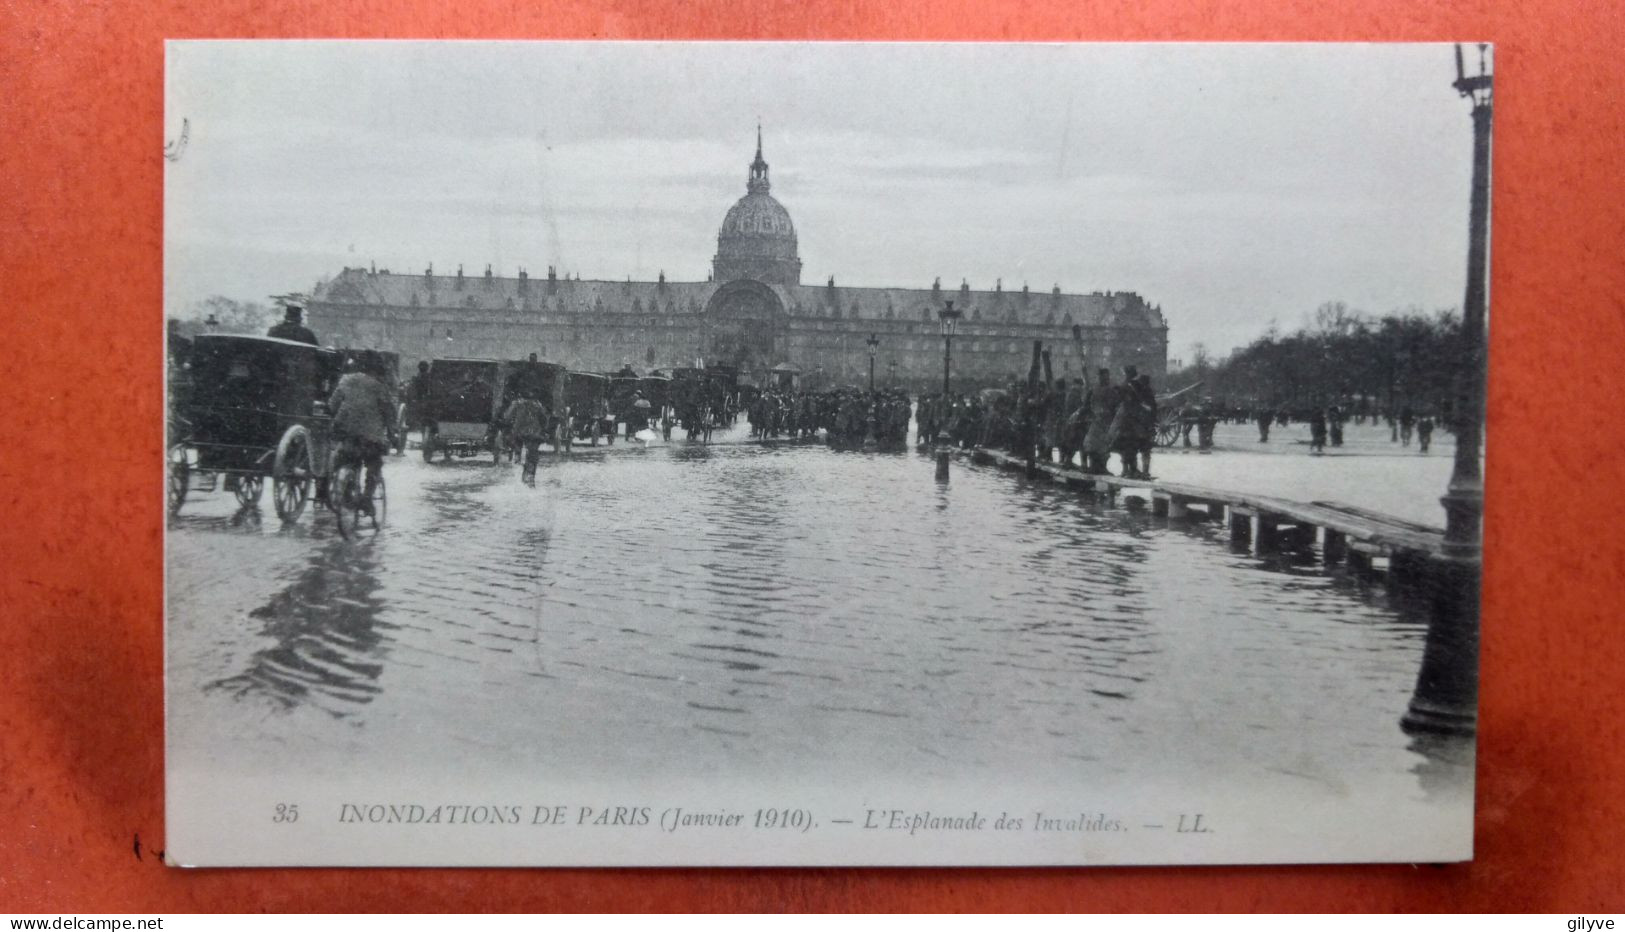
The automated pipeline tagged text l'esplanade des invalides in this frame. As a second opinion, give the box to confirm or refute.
[307,130,1170,390]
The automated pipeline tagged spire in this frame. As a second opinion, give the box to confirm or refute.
[747,123,770,195]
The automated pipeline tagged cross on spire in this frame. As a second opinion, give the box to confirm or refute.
[747,122,770,194]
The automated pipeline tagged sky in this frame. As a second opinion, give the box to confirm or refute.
[164,41,1482,359]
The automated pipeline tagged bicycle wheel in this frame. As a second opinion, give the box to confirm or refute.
[331,464,357,539]
[335,468,385,540]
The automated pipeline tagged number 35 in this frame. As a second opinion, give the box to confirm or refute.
[273,803,299,823]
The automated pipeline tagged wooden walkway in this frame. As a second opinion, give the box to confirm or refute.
[963,446,1449,580]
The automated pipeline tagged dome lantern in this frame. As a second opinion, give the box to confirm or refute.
[712,125,801,286]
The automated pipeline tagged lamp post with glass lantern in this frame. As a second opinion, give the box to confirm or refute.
[866,333,880,393]
[935,302,962,481]
[1402,42,1490,738]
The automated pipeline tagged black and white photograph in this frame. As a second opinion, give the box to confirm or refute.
[163,41,1487,866]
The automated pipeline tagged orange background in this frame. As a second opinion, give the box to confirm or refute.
[3,0,1623,912]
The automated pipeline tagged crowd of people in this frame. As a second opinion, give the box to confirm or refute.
[747,387,911,446]
[917,365,1162,479]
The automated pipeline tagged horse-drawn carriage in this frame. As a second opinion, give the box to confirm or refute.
[669,368,717,441]
[565,371,615,446]
[1154,381,1205,446]
[419,357,506,463]
[167,333,342,524]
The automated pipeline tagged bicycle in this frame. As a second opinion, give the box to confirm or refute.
[328,441,387,539]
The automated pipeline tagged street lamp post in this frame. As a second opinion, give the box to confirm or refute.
[1442,41,1491,560]
[1403,43,1490,738]
[866,333,880,393]
[864,333,881,445]
[935,301,962,481]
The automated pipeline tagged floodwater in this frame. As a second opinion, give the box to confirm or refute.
[167,420,1474,818]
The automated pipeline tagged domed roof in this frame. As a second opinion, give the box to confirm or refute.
[720,191,796,241]
[713,127,802,286]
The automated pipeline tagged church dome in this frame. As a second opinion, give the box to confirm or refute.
[713,128,802,286]
[719,192,796,243]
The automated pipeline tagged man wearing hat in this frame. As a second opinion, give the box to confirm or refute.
[1083,368,1116,475]
[327,351,395,510]
[268,304,318,345]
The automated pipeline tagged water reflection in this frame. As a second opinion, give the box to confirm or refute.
[207,540,389,716]
[173,431,1461,796]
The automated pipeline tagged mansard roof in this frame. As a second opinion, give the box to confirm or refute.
[312,267,1165,329]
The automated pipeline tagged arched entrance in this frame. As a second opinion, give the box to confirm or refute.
[703,279,786,373]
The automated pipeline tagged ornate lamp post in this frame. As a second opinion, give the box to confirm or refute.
[866,333,880,393]
[1403,43,1490,738]
[1442,41,1491,559]
[935,301,962,481]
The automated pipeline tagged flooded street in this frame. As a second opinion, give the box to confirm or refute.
[167,419,1472,823]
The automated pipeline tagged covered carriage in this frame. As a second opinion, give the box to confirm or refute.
[565,371,614,446]
[166,333,342,522]
[419,357,506,463]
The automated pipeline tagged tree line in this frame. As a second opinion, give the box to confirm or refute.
[1169,302,1465,422]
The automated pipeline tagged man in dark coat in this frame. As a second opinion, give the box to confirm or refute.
[267,305,318,345]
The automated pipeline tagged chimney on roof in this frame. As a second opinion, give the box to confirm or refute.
[658,270,666,287]
[827,275,835,289]
[456,264,464,289]
[484,263,493,284]
[996,278,1002,292]
[370,261,376,275]
[932,277,941,297]
[425,263,432,278]
[518,267,529,293]
[1053,284,1062,298]
[1022,283,1030,297]
[547,266,558,295]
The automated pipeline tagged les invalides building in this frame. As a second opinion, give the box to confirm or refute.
[307,132,1169,390]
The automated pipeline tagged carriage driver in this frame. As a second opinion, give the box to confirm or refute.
[328,350,396,512]
[268,304,319,346]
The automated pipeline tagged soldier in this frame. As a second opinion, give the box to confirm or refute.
[1084,368,1116,475]
[1309,407,1328,454]
[1132,373,1158,479]
[1417,414,1435,453]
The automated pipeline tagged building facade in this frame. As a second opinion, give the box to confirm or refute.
[307,133,1169,391]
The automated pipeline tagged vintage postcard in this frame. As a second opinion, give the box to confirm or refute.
[164,41,1486,866]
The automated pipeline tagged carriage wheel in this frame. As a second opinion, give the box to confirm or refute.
[273,426,313,522]
[1155,418,1183,447]
[167,450,189,516]
[235,474,264,507]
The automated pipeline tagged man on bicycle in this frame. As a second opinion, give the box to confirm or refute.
[328,351,396,512]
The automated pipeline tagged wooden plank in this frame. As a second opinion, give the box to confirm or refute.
[960,445,1446,558]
